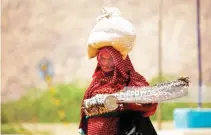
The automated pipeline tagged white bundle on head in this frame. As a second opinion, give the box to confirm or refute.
[87,7,136,60]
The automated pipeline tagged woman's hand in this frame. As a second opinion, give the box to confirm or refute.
[118,103,124,111]
[82,105,101,116]
[117,101,144,111]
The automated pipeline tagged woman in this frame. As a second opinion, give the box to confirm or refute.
[79,46,158,135]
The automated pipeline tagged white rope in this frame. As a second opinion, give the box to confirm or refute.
[96,6,121,22]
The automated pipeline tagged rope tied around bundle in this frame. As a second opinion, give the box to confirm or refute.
[96,6,121,22]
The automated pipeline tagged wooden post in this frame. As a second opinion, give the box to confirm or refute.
[157,0,163,130]
[196,0,202,108]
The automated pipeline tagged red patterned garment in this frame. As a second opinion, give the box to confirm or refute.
[79,46,158,135]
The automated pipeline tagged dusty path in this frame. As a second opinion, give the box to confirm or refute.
[22,122,211,135]
[22,121,174,135]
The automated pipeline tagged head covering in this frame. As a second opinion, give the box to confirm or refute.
[79,46,157,134]
[87,7,136,60]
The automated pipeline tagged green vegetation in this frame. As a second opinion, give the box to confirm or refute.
[2,81,87,123]
[2,75,211,123]
[1,124,33,135]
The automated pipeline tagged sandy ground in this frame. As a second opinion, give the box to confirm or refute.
[22,122,211,135]
[22,121,174,135]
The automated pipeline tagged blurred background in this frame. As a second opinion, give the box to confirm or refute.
[1,0,211,135]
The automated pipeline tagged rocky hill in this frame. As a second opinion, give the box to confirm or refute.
[2,0,211,101]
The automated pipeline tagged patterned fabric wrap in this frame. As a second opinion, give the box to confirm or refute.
[79,46,158,135]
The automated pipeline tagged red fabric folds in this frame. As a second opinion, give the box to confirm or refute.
[79,46,158,135]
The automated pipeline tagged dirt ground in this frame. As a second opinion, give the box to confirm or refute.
[22,121,174,135]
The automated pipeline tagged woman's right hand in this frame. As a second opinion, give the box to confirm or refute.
[82,106,99,116]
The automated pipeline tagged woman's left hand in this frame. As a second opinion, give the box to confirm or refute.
[118,103,124,111]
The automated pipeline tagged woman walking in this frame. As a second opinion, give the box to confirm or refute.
[79,7,158,135]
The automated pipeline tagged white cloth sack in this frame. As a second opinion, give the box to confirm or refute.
[87,7,136,59]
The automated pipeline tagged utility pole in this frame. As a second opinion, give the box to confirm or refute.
[196,0,202,108]
[157,0,163,130]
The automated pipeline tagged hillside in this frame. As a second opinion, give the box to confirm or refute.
[2,0,211,101]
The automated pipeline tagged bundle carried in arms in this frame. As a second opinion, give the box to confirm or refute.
[83,77,190,117]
